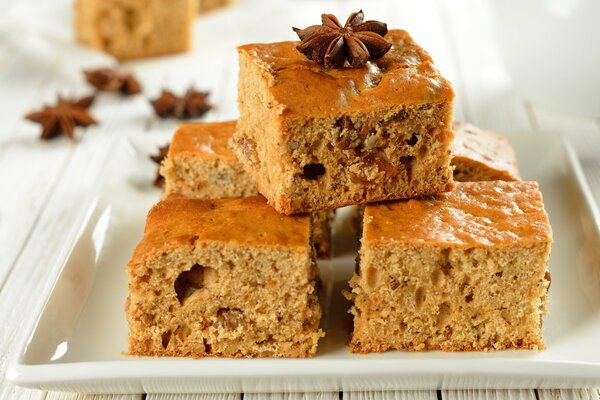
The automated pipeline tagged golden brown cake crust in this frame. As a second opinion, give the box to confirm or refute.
[237,30,454,120]
[131,195,310,267]
[169,121,238,160]
[452,121,521,181]
[364,181,552,248]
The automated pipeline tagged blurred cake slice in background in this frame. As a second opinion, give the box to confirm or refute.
[452,121,521,182]
[74,0,196,60]
[197,0,235,14]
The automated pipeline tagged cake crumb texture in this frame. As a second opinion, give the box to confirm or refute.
[349,181,552,353]
[127,195,324,358]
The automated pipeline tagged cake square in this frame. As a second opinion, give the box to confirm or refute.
[160,121,334,258]
[233,29,455,215]
[162,121,258,200]
[75,0,196,60]
[126,195,324,358]
[348,181,552,353]
[452,121,521,182]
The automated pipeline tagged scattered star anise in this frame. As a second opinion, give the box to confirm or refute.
[84,68,141,95]
[293,10,392,69]
[150,143,169,187]
[25,95,97,141]
[150,88,212,119]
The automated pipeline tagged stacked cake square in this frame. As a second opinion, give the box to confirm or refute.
[233,29,455,214]
[126,11,552,358]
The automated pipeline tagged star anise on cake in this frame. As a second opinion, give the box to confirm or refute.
[293,10,392,69]
[150,88,212,119]
[25,95,97,141]
[150,143,169,187]
[84,68,141,95]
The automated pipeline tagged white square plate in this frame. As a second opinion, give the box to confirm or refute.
[7,131,600,393]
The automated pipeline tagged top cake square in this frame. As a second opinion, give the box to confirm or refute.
[233,29,455,214]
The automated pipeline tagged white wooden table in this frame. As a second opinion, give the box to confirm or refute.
[1,0,600,399]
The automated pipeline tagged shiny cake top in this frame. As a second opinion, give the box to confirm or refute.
[169,121,237,160]
[237,30,454,119]
[130,195,311,265]
[364,181,552,248]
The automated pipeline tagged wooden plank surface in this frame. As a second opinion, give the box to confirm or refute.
[443,390,536,399]
[245,394,338,400]
[146,395,240,400]
[0,387,45,400]
[345,391,437,400]
[537,389,600,400]
[45,394,142,400]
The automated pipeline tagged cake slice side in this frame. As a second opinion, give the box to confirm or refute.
[274,100,455,213]
[127,242,322,358]
[349,242,551,352]
[348,181,552,353]
[234,49,288,210]
[126,196,324,358]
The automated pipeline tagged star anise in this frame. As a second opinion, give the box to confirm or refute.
[150,88,212,119]
[150,143,170,187]
[84,68,141,95]
[293,10,392,69]
[25,95,97,141]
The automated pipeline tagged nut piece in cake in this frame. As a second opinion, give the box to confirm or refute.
[452,121,521,182]
[233,29,455,215]
[126,195,324,358]
[348,181,552,353]
[160,121,334,258]
[74,0,196,60]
